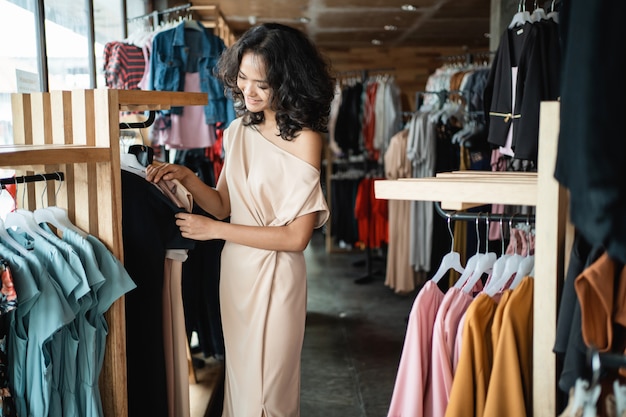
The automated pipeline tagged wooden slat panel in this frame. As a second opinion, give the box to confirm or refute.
[94,89,128,417]
[50,91,74,211]
[533,101,566,417]
[70,90,98,235]
[10,94,31,147]
[28,93,53,211]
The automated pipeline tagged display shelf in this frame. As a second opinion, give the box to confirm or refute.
[374,101,567,417]
[0,144,110,166]
[375,171,537,210]
[3,88,209,417]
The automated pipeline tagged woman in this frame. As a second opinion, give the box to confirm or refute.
[146,23,335,416]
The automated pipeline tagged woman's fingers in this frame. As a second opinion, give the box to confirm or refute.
[146,162,173,182]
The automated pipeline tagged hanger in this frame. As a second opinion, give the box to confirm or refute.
[430,216,465,283]
[453,215,484,290]
[0,184,31,257]
[182,17,204,32]
[547,0,559,22]
[509,0,532,28]
[29,174,65,241]
[530,0,547,21]
[568,347,602,417]
[483,217,512,296]
[487,215,525,293]
[119,121,151,176]
[510,216,535,289]
[3,176,49,240]
[128,144,154,167]
[33,172,88,238]
[461,214,497,294]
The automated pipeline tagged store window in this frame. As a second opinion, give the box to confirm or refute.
[0,0,146,145]
[0,0,38,145]
[45,0,93,90]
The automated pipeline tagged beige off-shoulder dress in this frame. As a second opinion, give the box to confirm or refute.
[219,118,329,417]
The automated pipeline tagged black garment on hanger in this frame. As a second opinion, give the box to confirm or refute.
[483,16,560,163]
[334,83,364,155]
[331,178,360,247]
[554,0,626,265]
[553,231,604,413]
[173,148,216,187]
[174,148,225,358]
[182,210,225,360]
[121,170,195,417]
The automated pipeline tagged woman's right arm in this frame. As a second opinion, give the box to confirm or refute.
[145,162,231,220]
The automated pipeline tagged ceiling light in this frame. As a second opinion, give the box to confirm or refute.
[384,25,398,31]
[299,17,311,23]
[401,5,418,11]
[371,39,383,45]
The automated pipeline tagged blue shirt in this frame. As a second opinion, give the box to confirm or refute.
[149,20,235,126]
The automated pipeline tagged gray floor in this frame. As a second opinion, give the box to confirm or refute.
[300,230,419,417]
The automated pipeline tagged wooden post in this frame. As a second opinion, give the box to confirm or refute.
[533,101,567,417]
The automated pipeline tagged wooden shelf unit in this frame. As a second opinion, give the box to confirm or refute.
[3,88,208,417]
[374,101,569,417]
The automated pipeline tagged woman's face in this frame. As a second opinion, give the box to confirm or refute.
[237,52,272,113]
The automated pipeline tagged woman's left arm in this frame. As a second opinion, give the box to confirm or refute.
[174,211,318,252]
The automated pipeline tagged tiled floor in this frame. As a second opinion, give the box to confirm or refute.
[206,230,419,417]
[300,231,418,417]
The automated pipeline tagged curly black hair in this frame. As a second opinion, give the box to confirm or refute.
[215,23,336,141]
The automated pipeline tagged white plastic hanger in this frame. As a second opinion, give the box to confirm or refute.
[5,208,51,239]
[0,185,30,257]
[430,216,464,283]
[462,214,497,294]
[34,207,88,238]
[119,122,149,177]
[120,153,147,176]
[484,217,514,296]
[510,254,534,289]
[0,217,30,257]
[454,215,484,290]
[4,177,53,242]
[32,172,88,238]
[484,215,523,294]
[509,0,532,28]
[531,1,547,22]
[570,349,601,417]
[547,0,559,23]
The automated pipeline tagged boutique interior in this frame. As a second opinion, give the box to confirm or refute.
[0,0,624,416]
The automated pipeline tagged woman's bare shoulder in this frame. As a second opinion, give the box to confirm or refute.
[291,129,324,169]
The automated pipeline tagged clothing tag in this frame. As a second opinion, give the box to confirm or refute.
[517,28,524,35]
[470,151,485,164]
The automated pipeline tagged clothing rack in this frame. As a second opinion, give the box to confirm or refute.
[434,201,535,223]
[0,171,64,187]
[127,3,192,23]
[119,110,156,129]
[415,89,468,109]
[436,50,495,65]
[335,67,395,82]
[375,102,568,416]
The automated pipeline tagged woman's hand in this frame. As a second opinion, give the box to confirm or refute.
[175,212,222,241]
[145,162,194,184]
